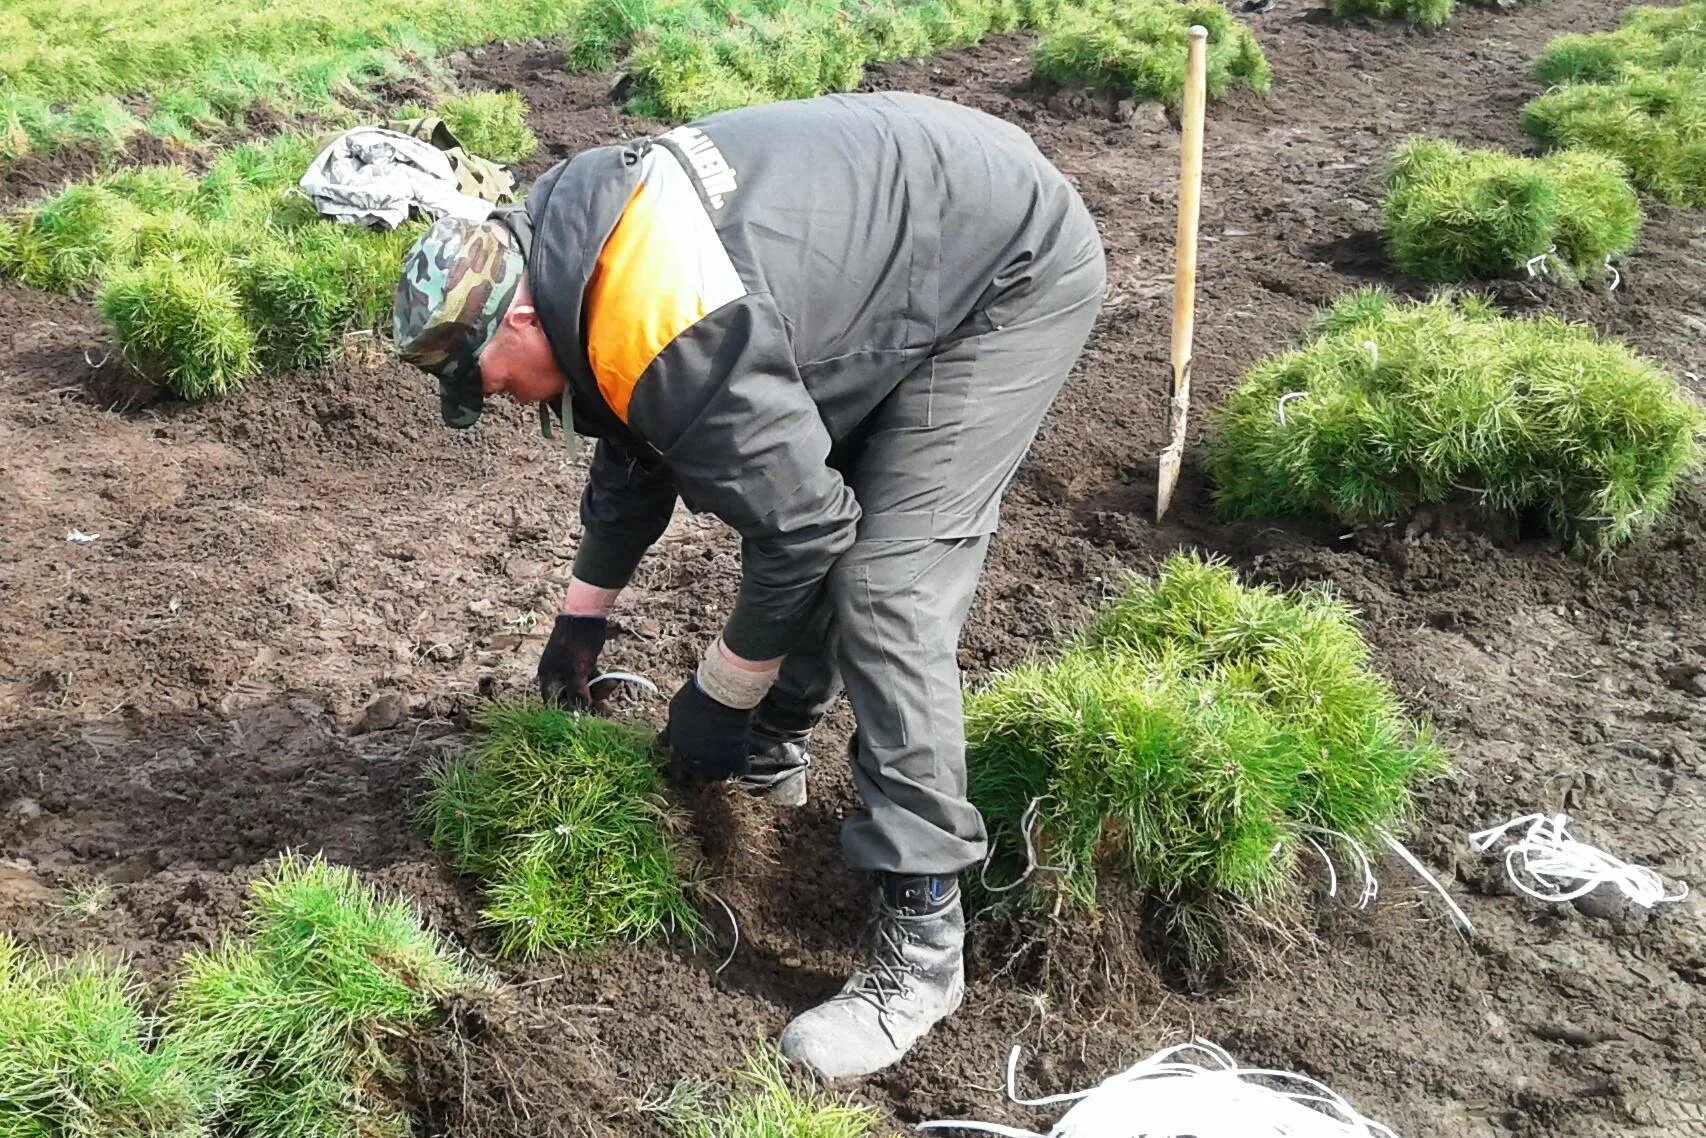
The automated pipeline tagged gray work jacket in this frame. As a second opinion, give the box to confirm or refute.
[523,92,1095,659]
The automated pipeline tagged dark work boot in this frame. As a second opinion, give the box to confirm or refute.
[779,873,965,1079]
[739,701,816,806]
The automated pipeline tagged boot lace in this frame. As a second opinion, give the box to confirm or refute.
[844,913,914,1013]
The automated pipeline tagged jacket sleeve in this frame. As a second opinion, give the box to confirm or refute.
[570,437,680,590]
[625,293,860,660]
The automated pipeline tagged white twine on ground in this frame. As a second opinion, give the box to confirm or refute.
[980,796,1065,894]
[1604,256,1621,292]
[591,670,660,697]
[704,890,740,974]
[1378,830,1473,934]
[1290,827,1470,933]
[1468,812,1688,908]
[917,1040,1399,1138]
[1276,392,1310,425]
[1576,507,1639,525]
[65,530,99,544]
[1300,827,1379,909]
[1525,246,1558,279]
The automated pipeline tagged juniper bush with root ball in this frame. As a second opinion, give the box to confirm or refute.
[392,92,1107,1078]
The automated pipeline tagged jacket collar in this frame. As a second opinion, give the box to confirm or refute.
[522,141,652,453]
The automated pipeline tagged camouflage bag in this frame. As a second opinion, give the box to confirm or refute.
[387,115,516,205]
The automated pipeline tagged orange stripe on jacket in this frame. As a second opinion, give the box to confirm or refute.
[584,151,746,423]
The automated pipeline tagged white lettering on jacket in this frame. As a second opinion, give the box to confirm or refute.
[660,126,739,210]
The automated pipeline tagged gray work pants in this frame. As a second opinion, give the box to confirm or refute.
[761,237,1106,875]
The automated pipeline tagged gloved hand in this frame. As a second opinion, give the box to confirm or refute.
[537,614,608,709]
[659,678,752,786]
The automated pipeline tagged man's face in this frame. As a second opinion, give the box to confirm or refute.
[479,280,568,406]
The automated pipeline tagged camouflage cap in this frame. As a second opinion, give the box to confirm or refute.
[392,217,525,428]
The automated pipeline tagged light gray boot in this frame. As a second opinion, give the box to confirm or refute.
[779,874,965,1079]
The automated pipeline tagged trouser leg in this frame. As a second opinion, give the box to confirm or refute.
[832,534,994,872]
[834,249,1107,873]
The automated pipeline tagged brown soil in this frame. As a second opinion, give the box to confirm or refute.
[4,3,1706,1136]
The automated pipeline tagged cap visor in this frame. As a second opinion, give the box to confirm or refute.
[440,376,483,429]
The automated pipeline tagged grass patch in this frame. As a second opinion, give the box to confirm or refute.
[0,938,205,1138]
[597,0,1072,120]
[59,882,113,921]
[1381,137,1640,282]
[429,91,539,165]
[1206,289,1705,550]
[966,553,1443,959]
[1327,0,1523,30]
[0,859,479,1138]
[654,1046,882,1138]
[424,701,702,959]
[168,854,486,1138]
[0,95,528,396]
[0,0,582,162]
[1032,0,1271,108]
[1522,3,1706,206]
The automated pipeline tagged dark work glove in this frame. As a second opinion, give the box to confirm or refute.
[659,678,752,786]
[537,614,608,709]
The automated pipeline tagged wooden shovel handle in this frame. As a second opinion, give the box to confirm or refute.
[1157,25,1209,522]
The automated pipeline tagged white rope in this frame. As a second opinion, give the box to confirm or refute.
[1276,392,1310,425]
[1288,827,1468,931]
[1575,507,1639,524]
[1468,812,1688,908]
[590,670,660,696]
[980,796,1064,894]
[1299,833,1339,898]
[1303,827,1378,908]
[1603,256,1621,292]
[918,1041,1400,1138]
[704,890,740,974]
[1378,830,1473,935]
[1524,245,1557,279]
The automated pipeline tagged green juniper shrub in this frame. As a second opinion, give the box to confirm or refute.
[167,854,485,1138]
[1329,0,1528,29]
[1534,2,1706,85]
[1206,289,1706,551]
[1522,65,1706,206]
[965,553,1443,960]
[622,0,1061,120]
[568,0,705,71]
[97,258,259,399]
[241,245,360,371]
[0,938,207,1138]
[92,167,204,214]
[656,1046,882,1138]
[1031,0,1270,109]
[0,0,570,160]
[424,701,702,959]
[4,130,433,397]
[431,90,539,164]
[1381,137,1640,282]
[65,97,143,154]
[6,185,149,292]
[1329,0,1452,29]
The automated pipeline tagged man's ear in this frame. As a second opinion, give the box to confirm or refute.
[504,303,539,331]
